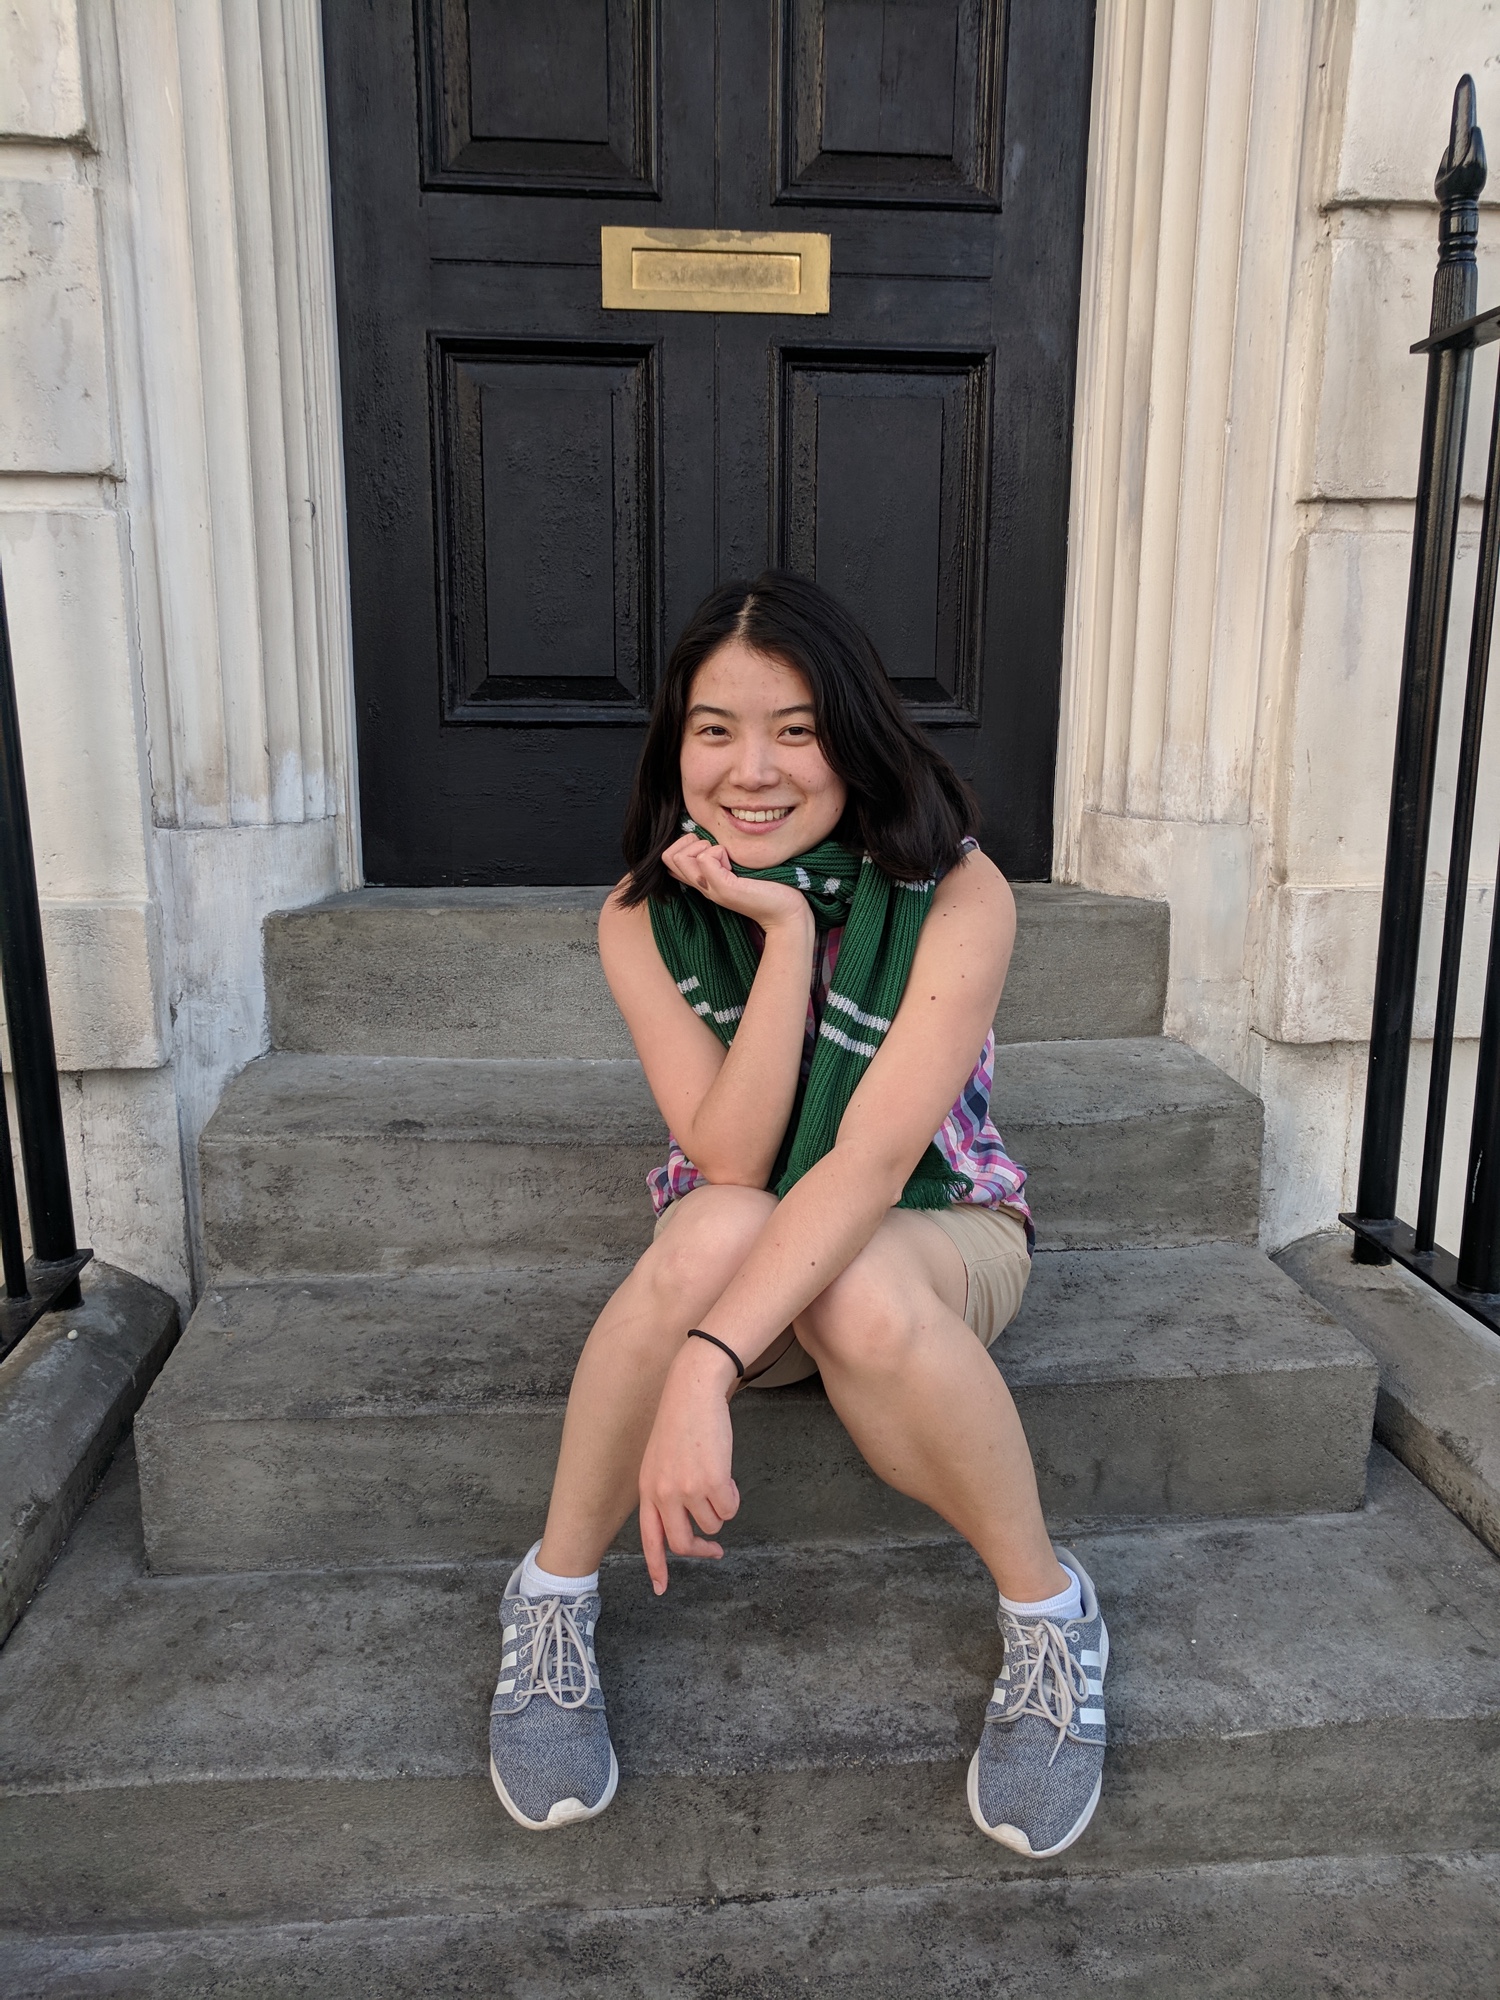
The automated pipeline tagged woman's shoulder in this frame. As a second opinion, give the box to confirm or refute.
[598,878,694,1025]
[921,844,1015,967]
[932,839,1011,906]
[598,877,654,960]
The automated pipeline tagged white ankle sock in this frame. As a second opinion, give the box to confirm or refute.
[999,1560,1083,1624]
[518,1540,598,1600]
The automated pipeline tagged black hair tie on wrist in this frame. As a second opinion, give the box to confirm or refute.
[686,1328,746,1380]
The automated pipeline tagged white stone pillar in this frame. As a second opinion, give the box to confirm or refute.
[0,0,360,1302]
[1059,0,1500,1253]
[1056,0,1319,1079]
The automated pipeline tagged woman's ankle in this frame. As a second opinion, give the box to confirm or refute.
[990,1553,1073,1607]
[524,1538,602,1597]
[535,1531,607,1583]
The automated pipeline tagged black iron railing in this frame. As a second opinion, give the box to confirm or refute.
[1343,76,1500,1330]
[0,564,92,1362]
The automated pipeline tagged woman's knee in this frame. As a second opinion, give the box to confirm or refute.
[638,1185,777,1308]
[796,1253,925,1377]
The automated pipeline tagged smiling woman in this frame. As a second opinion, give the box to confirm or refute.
[681,647,844,849]
[618,579,976,898]
[486,573,1111,1862]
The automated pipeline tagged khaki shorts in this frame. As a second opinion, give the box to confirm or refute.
[651,1199,1031,1389]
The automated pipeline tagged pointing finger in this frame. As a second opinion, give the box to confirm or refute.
[639,1498,669,1596]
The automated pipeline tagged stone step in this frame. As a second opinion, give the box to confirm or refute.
[198,1040,1262,1282]
[5,1852,1498,1997]
[134,1247,1377,1574]
[264,883,1170,1060]
[1,1446,1496,1935]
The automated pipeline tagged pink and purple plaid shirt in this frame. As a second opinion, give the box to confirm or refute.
[646,842,1031,1235]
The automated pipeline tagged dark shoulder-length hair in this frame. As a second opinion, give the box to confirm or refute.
[620,571,979,905]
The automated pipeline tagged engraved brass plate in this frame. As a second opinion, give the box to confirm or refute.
[601,228,831,314]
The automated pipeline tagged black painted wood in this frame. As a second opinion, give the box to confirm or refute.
[780,0,1008,206]
[324,0,1095,884]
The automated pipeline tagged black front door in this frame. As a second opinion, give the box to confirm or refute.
[324,2,1094,884]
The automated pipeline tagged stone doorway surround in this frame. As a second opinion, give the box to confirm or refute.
[1,0,359,1307]
[4,0,1500,1302]
[1055,0,1500,1256]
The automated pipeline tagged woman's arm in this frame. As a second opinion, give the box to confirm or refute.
[598,835,816,1188]
[637,849,1017,1588]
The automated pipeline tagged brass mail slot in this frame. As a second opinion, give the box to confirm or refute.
[601,228,831,314]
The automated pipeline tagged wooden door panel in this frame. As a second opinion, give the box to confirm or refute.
[779,0,1006,205]
[419,0,658,192]
[777,353,987,719]
[325,0,1092,882]
[434,343,657,723]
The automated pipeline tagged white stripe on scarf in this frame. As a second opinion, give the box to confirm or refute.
[826,991,892,1033]
[819,1019,880,1059]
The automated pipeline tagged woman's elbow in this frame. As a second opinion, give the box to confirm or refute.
[683,1144,775,1190]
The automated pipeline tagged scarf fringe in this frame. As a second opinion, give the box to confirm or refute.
[895,1172,976,1212]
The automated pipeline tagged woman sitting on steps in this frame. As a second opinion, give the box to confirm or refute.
[489,571,1108,1859]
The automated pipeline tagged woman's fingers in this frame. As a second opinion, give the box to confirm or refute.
[662,834,714,886]
[639,1497,670,1595]
[662,838,745,907]
[640,1494,730,1596]
[664,1503,723,1562]
[637,1346,740,1592]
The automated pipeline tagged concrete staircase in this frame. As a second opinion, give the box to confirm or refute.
[2,885,1498,1994]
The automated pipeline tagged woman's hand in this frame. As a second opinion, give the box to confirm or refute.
[637,1338,741,1594]
[662,833,812,936]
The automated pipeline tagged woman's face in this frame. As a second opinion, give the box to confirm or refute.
[679,640,848,868]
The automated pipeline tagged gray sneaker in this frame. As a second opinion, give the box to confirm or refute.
[966,1547,1108,1858]
[488,1565,619,1830]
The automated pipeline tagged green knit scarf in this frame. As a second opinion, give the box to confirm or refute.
[648,825,971,1208]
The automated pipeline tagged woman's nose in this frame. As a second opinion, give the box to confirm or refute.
[728,735,782,787]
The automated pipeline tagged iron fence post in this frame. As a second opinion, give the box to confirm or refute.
[1458,872,1500,1289]
[0,569,80,1304]
[1353,77,1487,1261]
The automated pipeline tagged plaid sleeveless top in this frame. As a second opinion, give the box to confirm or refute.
[647,839,1031,1234]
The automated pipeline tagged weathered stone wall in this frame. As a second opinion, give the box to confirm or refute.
[1058,0,1500,1251]
[0,0,357,1308]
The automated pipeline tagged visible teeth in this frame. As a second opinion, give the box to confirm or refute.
[727,808,792,822]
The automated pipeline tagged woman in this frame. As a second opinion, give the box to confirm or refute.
[489,573,1107,1859]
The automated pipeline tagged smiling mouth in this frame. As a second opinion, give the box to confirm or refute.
[724,806,794,824]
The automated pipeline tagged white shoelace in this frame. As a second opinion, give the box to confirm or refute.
[998,1616,1091,1765]
[516,1596,597,1709]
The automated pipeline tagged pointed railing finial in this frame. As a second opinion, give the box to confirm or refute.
[1433,75,1487,333]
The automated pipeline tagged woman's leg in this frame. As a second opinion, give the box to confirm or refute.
[537,1183,779,1574]
[793,1212,1067,1603]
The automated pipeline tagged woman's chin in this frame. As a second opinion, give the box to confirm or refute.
[706,814,801,866]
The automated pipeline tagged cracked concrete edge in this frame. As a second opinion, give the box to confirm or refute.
[1274,1229,1500,1558]
[1373,1389,1500,1558]
[0,1264,179,1645]
[3,1852,1499,1999]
